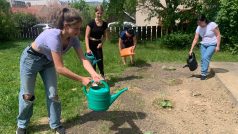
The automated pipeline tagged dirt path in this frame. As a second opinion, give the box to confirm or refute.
[67,63,238,134]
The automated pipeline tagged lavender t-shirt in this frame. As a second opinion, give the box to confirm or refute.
[34,29,81,61]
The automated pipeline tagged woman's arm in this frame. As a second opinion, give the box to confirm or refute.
[133,36,137,49]
[51,51,90,85]
[97,29,107,49]
[118,38,123,51]
[214,27,221,52]
[74,47,102,82]
[85,26,91,53]
[189,33,199,55]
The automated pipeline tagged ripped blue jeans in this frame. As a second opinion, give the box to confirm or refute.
[17,46,61,129]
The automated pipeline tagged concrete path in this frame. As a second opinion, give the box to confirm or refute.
[210,62,238,102]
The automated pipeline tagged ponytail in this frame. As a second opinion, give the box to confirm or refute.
[53,8,82,30]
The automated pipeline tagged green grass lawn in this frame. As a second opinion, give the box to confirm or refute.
[0,40,237,133]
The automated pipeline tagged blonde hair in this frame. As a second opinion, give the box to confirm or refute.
[54,8,82,30]
[95,5,104,12]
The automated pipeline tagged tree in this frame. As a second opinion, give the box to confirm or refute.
[0,0,10,14]
[216,0,238,53]
[0,0,17,41]
[71,0,93,27]
[104,0,137,22]
[138,0,199,34]
[199,0,220,21]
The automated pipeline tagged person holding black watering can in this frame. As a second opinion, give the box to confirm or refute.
[189,15,221,80]
[16,8,103,134]
[85,5,108,78]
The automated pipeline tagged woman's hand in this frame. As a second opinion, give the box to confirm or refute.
[81,77,91,86]
[87,49,92,54]
[91,73,104,83]
[189,49,193,55]
[215,46,220,52]
[97,43,103,49]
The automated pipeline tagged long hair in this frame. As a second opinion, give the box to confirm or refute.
[53,8,82,30]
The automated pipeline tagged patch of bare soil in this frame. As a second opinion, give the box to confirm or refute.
[67,63,238,134]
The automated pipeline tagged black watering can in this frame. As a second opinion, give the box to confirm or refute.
[183,52,198,71]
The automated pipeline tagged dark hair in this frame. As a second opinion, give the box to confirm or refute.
[53,8,82,30]
[127,28,135,36]
[198,14,209,24]
[95,5,104,12]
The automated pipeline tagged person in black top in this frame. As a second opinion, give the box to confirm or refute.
[85,5,108,78]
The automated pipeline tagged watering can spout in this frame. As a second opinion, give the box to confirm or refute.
[93,59,101,65]
[110,88,128,105]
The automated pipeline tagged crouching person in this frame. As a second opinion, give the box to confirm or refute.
[118,28,137,65]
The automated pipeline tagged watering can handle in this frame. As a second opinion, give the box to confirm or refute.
[82,80,94,96]
[100,80,109,89]
[82,86,88,96]
[85,52,94,57]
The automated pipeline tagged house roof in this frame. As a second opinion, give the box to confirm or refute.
[11,5,45,15]
[123,11,135,21]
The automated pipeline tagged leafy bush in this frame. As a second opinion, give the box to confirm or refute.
[216,0,238,54]
[159,33,193,49]
[12,13,38,30]
[0,12,17,41]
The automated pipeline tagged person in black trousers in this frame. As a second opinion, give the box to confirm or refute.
[85,5,107,78]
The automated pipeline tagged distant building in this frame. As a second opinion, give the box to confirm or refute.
[136,0,190,26]
[7,0,63,22]
[7,0,61,7]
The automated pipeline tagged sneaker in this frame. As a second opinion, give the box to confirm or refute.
[54,126,66,134]
[16,128,27,134]
[201,75,207,80]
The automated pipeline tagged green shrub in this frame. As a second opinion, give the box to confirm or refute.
[108,31,119,44]
[12,13,38,30]
[216,0,238,54]
[159,33,193,49]
[0,12,17,41]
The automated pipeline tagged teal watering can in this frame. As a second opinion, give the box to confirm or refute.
[82,80,128,111]
[85,53,101,65]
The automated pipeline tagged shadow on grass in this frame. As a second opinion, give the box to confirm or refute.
[108,75,143,87]
[0,41,21,50]
[30,111,146,134]
[134,59,151,67]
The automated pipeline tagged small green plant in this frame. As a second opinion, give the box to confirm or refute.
[153,97,173,109]
[160,99,173,108]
